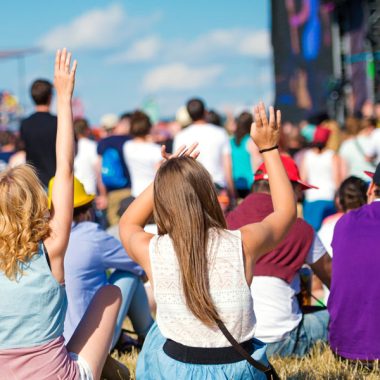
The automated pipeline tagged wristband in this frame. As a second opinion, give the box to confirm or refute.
[259,145,279,154]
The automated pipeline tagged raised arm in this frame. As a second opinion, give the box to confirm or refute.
[240,102,296,262]
[119,144,199,277]
[44,49,77,282]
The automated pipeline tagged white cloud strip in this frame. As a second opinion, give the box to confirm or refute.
[38,4,163,52]
[39,4,126,51]
[107,36,162,63]
[142,63,224,92]
[109,28,271,64]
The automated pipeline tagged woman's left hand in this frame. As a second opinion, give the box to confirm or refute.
[161,142,200,161]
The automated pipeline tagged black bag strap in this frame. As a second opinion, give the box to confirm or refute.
[216,320,280,380]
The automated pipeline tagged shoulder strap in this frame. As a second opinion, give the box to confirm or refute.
[354,138,376,168]
[216,320,280,379]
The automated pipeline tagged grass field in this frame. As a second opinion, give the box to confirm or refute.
[112,342,379,379]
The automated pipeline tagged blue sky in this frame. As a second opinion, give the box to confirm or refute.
[0,1,272,125]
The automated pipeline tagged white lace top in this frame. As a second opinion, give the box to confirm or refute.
[149,228,256,347]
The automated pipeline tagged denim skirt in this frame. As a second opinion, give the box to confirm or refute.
[136,322,269,380]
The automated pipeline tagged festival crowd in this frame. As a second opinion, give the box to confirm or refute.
[0,49,379,380]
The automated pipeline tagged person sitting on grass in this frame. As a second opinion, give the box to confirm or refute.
[120,102,296,379]
[47,176,154,353]
[227,155,331,358]
[0,49,122,380]
[328,164,380,364]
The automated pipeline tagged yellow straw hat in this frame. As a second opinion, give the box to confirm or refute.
[48,177,95,209]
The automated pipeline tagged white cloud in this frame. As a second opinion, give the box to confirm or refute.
[39,4,126,51]
[227,69,273,88]
[238,30,271,57]
[107,36,162,63]
[107,28,271,64]
[171,28,271,60]
[38,4,163,52]
[143,63,224,92]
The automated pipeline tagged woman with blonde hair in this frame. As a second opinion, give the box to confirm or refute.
[0,49,122,380]
[120,102,296,379]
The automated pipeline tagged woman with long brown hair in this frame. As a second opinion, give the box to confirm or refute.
[120,102,296,379]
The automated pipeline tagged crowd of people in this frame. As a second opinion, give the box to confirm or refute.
[0,48,380,380]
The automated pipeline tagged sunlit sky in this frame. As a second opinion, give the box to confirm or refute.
[1,1,272,124]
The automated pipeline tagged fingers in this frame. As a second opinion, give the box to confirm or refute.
[65,51,72,73]
[70,60,78,78]
[55,48,76,74]
[55,49,60,73]
[253,102,280,130]
[258,102,268,128]
[276,110,281,130]
[253,106,261,128]
[191,151,200,159]
[161,143,199,161]
[269,106,275,128]
[60,48,67,71]
[161,145,171,160]
[183,142,199,157]
[172,144,187,158]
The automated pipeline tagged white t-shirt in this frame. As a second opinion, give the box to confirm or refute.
[251,234,326,343]
[317,212,343,257]
[173,123,231,187]
[74,138,98,195]
[364,128,380,164]
[303,149,336,202]
[123,140,161,197]
[339,136,375,181]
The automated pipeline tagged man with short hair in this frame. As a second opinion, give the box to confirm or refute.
[328,163,380,361]
[173,98,235,197]
[227,155,331,357]
[20,79,57,187]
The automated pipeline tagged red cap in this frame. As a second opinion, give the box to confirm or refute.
[364,164,380,184]
[313,126,331,145]
[254,155,318,190]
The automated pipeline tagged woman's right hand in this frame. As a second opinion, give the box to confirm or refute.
[250,102,281,151]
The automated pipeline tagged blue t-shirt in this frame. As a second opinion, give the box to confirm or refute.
[63,221,143,342]
[97,135,131,191]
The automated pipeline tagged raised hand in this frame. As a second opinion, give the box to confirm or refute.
[54,48,77,100]
[250,102,281,152]
[161,142,200,161]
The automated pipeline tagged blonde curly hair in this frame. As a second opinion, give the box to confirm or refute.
[0,164,51,280]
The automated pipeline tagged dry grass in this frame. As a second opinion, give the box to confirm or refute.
[113,342,379,379]
[116,320,379,379]
[271,343,379,379]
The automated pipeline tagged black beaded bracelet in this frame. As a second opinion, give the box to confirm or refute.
[259,145,279,154]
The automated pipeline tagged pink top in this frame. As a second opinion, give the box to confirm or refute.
[0,336,80,380]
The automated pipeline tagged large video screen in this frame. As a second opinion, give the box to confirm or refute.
[271,0,334,122]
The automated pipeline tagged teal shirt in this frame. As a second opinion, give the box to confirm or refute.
[0,243,67,349]
[230,134,254,190]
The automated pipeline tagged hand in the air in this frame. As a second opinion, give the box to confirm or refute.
[54,48,77,100]
[250,102,281,151]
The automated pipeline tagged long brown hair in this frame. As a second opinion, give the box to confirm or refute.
[153,156,227,326]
